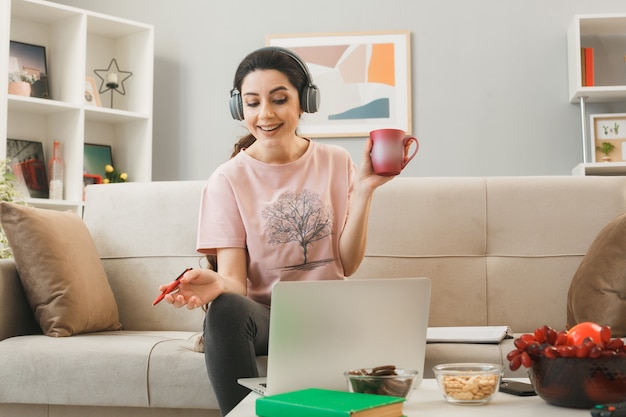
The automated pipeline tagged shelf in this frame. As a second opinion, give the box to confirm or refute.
[572,162,626,176]
[567,14,626,167]
[579,14,626,37]
[26,197,83,214]
[8,95,80,114]
[87,13,153,38]
[10,0,77,24]
[1,0,154,211]
[568,14,626,102]
[85,107,150,123]
[569,86,626,104]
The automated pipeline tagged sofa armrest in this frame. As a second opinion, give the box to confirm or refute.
[0,259,40,341]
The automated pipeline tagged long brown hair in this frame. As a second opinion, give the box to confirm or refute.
[230,47,309,157]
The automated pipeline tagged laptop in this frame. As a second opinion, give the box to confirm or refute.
[238,277,431,396]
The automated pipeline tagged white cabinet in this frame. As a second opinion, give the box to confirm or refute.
[568,14,626,175]
[0,0,153,212]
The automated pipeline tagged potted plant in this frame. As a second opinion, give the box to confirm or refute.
[8,70,37,96]
[103,164,128,183]
[596,141,616,162]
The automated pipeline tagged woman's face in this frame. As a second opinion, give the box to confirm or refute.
[240,69,302,149]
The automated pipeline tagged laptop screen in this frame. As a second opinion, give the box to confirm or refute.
[263,278,431,395]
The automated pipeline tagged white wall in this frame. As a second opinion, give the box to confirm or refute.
[50,0,626,180]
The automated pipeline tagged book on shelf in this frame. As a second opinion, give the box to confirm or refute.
[581,47,594,87]
[426,326,513,344]
[256,388,405,417]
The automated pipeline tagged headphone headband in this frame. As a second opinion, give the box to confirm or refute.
[229,46,320,120]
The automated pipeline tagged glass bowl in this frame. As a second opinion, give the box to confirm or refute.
[529,356,626,408]
[432,363,503,405]
[344,367,418,399]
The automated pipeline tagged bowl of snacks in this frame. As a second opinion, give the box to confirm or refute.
[507,322,626,408]
[344,365,418,399]
[432,363,503,405]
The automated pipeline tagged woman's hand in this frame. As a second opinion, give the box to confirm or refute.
[158,248,248,309]
[159,268,225,310]
[358,137,396,190]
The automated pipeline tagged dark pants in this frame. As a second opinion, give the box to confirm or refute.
[204,293,270,416]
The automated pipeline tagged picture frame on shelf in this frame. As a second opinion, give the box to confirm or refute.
[83,143,113,179]
[590,113,626,163]
[6,139,49,199]
[84,76,101,107]
[8,41,50,99]
[82,174,102,200]
[82,174,102,186]
[266,31,412,138]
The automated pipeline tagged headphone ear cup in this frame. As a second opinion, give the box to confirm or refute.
[301,84,320,114]
[229,88,244,121]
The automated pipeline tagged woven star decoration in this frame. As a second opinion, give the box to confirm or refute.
[94,58,133,95]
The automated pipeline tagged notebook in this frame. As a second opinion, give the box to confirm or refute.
[426,326,513,344]
[238,277,431,396]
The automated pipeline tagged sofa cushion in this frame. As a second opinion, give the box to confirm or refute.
[567,212,626,337]
[0,331,193,407]
[0,203,122,337]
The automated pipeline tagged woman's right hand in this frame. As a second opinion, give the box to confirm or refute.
[160,268,225,310]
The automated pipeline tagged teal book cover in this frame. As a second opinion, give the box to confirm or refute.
[256,388,405,417]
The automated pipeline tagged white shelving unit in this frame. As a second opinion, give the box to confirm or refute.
[568,14,626,176]
[0,0,153,212]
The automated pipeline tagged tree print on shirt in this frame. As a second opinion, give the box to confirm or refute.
[262,189,334,270]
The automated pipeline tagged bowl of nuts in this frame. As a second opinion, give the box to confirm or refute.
[507,322,626,408]
[344,365,418,399]
[432,363,503,405]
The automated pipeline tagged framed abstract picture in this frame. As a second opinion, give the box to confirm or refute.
[266,31,412,137]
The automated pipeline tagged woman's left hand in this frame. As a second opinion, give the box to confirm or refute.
[358,137,397,190]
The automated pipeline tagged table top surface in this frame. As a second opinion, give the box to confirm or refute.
[226,378,592,417]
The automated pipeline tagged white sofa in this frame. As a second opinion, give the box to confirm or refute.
[0,176,625,416]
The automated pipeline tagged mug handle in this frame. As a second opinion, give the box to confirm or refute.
[401,136,419,168]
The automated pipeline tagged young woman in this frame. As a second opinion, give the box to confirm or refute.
[160,46,401,415]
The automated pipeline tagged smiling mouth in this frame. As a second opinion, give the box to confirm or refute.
[259,123,282,132]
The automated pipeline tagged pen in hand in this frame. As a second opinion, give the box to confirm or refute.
[152,268,193,306]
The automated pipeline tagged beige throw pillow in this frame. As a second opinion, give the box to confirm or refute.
[0,202,122,337]
[567,212,626,337]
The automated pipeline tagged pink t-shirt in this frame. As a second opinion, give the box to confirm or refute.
[196,140,356,306]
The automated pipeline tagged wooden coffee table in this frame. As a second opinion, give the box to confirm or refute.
[226,378,591,417]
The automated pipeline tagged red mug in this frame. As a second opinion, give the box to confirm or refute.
[370,129,419,176]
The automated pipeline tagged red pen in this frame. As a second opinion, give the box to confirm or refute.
[152,268,193,306]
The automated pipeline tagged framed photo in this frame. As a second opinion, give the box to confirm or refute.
[83,174,102,185]
[84,76,101,107]
[8,41,50,99]
[82,174,102,201]
[84,143,113,179]
[590,113,626,162]
[266,31,412,137]
[6,139,49,199]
